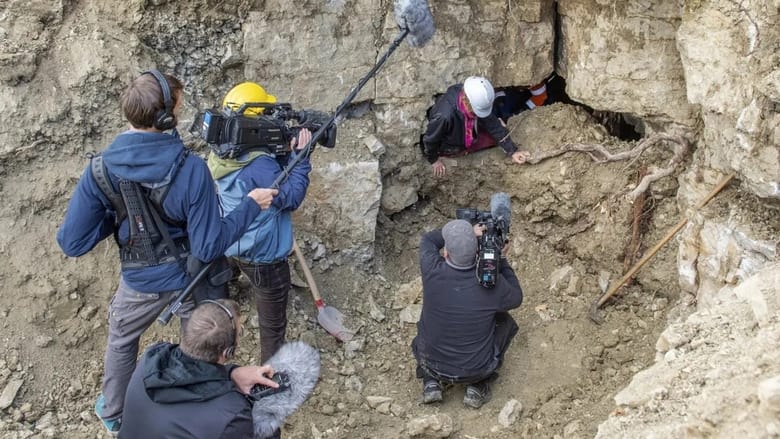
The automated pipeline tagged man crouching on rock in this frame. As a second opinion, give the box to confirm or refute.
[119,299,278,438]
[411,219,523,409]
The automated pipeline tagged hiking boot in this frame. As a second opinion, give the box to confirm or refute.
[94,393,122,436]
[422,379,443,404]
[463,379,493,409]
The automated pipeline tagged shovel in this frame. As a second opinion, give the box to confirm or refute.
[292,240,355,342]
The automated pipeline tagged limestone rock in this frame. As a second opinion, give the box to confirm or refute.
[498,398,522,427]
[0,379,23,410]
[406,413,454,438]
[399,304,422,325]
[294,161,381,258]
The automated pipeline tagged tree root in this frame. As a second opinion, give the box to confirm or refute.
[527,133,690,201]
[623,167,649,280]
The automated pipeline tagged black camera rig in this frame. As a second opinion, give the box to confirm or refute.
[190,102,336,159]
[456,193,511,288]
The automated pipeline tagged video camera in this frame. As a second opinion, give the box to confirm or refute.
[190,102,337,159]
[455,192,512,288]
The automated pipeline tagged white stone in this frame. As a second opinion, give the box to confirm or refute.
[399,304,422,325]
[758,376,780,414]
[498,399,522,427]
[0,379,23,410]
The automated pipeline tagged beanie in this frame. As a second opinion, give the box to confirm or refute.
[442,219,478,269]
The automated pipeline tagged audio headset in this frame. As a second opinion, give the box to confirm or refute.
[200,299,239,360]
[143,69,177,131]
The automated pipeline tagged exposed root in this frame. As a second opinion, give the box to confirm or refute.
[622,167,649,281]
[528,133,690,201]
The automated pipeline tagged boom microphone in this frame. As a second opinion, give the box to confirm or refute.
[252,342,321,439]
[271,0,436,188]
[394,0,435,47]
[490,192,512,233]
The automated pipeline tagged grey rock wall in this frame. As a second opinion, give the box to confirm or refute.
[557,0,698,126]
[596,263,780,438]
[678,1,780,199]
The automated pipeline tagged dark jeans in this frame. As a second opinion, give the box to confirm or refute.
[236,259,291,364]
[415,312,519,385]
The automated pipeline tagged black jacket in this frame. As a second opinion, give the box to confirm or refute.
[413,229,523,378]
[119,343,252,439]
[422,84,518,163]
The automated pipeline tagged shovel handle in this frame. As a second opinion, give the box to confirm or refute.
[292,240,323,304]
[594,173,735,309]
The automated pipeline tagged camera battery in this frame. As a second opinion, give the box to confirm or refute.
[201,109,225,144]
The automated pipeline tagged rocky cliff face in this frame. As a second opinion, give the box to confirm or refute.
[0,0,777,437]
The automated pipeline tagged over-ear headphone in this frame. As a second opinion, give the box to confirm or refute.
[201,299,238,360]
[143,69,177,131]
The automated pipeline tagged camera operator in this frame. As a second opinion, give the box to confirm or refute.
[56,71,278,435]
[411,219,523,409]
[206,82,312,366]
[119,299,279,439]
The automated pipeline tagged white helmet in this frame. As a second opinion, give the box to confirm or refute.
[463,76,495,118]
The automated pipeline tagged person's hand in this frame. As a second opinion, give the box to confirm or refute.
[511,150,531,165]
[473,224,485,237]
[248,188,278,209]
[230,365,278,395]
[432,159,446,177]
[292,128,313,151]
[501,240,510,258]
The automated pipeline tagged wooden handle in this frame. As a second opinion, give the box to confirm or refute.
[292,240,322,303]
[595,173,735,308]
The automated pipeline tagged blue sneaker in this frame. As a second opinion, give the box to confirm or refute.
[94,393,121,436]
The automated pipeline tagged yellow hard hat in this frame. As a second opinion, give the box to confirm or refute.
[222,82,277,116]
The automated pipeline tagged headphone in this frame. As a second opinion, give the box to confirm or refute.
[143,69,177,131]
[200,299,238,360]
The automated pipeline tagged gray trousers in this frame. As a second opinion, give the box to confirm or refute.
[100,278,193,421]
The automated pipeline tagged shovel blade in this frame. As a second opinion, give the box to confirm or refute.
[317,305,355,342]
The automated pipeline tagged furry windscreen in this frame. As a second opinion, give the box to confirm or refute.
[252,341,321,439]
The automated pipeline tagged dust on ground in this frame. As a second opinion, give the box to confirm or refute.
[0,100,693,438]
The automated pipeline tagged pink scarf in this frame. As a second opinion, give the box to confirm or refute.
[456,92,477,148]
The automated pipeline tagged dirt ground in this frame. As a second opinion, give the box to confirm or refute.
[0,99,694,438]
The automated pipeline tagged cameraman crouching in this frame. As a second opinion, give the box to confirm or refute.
[411,219,523,409]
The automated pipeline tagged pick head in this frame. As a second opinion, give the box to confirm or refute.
[394,0,435,48]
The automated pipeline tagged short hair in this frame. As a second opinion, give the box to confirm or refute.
[120,72,183,129]
[180,299,240,363]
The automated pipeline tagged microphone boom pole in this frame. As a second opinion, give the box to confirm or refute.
[272,3,429,189]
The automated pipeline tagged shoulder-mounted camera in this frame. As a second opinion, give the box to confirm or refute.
[455,193,512,288]
[189,102,337,159]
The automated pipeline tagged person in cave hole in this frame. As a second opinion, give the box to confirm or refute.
[420,76,549,177]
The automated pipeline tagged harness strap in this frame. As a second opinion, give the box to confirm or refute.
[149,149,189,229]
[91,155,126,224]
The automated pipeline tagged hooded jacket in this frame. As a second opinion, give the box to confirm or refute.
[119,342,252,439]
[422,84,518,164]
[413,229,523,379]
[56,131,262,293]
[208,149,310,264]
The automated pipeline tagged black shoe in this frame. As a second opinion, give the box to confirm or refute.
[463,376,494,409]
[422,379,443,404]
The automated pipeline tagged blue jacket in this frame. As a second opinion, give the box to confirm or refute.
[214,151,310,263]
[56,131,262,293]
